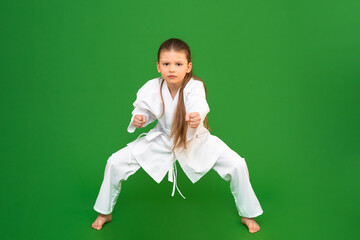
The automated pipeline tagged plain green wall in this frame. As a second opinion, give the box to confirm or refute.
[1,1,359,239]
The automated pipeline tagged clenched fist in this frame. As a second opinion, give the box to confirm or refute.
[185,112,201,128]
[133,114,147,128]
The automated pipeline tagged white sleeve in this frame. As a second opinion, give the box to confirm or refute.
[185,81,210,141]
[186,81,210,122]
[127,86,157,133]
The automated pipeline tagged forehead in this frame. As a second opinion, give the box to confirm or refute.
[160,50,187,62]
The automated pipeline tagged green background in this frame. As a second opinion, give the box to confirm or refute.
[1,0,359,239]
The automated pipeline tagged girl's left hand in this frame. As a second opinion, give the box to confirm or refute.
[185,112,201,128]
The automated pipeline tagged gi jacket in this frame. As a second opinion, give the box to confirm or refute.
[126,77,228,197]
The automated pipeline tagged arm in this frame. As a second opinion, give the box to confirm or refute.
[127,87,157,133]
[186,81,210,123]
[185,81,210,140]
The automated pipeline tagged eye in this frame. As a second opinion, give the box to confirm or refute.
[162,63,182,66]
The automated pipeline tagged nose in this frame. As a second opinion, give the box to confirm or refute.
[169,64,175,72]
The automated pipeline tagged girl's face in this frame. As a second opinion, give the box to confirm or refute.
[156,50,192,87]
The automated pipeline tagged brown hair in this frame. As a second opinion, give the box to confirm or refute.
[157,38,211,152]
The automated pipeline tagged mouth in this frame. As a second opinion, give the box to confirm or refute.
[168,75,177,78]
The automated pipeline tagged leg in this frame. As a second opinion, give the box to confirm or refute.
[212,146,263,233]
[92,145,140,230]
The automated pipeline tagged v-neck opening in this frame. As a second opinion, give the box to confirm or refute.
[169,88,179,101]
[164,80,180,102]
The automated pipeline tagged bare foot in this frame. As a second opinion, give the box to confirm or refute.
[241,217,261,233]
[92,213,112,230]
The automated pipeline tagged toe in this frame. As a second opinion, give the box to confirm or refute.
[249,225,257,233]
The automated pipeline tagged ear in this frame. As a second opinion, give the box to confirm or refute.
[186,61,192,73]
[156,61,160,73]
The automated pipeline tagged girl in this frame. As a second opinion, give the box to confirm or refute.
[92,38,263,233]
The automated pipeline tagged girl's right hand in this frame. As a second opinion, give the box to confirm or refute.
[133,114,147,128]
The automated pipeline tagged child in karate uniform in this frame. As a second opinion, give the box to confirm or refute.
[92,38,263,233]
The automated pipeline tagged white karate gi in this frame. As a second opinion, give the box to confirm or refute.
[94,77,263,218]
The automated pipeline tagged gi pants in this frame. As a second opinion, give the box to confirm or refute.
[93,145,264,218]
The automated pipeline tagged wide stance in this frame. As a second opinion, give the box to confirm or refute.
[92,145,263,233]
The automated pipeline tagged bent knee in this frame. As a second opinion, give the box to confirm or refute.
[227,150,248,173]
[107,146,131,165]
[215,148,249,177]
[225,148,245,165]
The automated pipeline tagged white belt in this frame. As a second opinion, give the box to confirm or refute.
[168,151,186,199]
[128,132,186,199]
